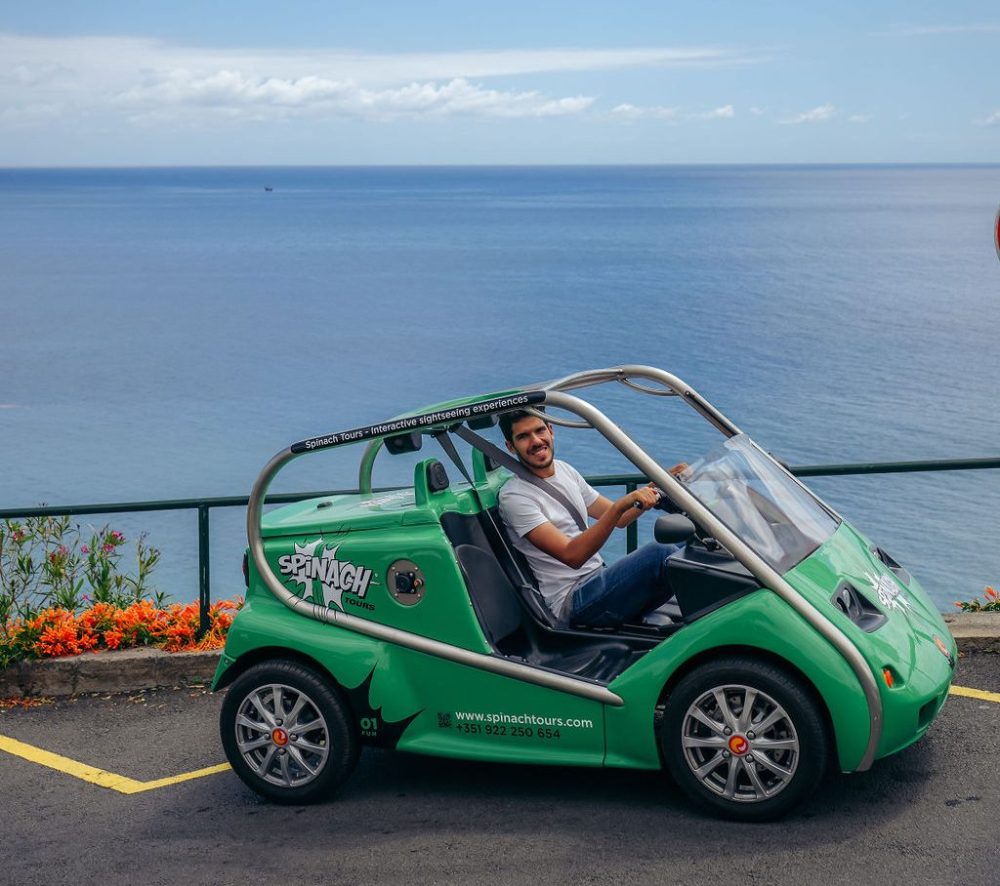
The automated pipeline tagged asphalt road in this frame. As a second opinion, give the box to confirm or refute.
[1,654,998,886]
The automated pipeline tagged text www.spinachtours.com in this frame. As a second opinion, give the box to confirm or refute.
[455,711,593,729]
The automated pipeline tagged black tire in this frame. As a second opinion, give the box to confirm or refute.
[220,660,359,804]
[661,657,829,821]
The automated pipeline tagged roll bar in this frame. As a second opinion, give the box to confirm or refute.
[246,365,883,768]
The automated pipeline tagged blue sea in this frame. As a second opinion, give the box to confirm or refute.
[2,165,1000,611]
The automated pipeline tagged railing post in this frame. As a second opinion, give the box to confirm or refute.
[625,481,638,554]
[198,504,210,637]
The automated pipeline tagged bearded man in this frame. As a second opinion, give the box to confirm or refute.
[497,409,681,628]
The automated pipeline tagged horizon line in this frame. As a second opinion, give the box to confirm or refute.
[2,161,1000,171]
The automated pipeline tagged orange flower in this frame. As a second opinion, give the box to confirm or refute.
[161,620,197,652]
[79,602,115,633]
[985,586,998,601]
[35,624,82,658]
[9,597,241,662]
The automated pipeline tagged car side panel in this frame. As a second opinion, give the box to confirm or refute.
[389,648,606,765]
[255,524,491,651]
[215,590,606,766]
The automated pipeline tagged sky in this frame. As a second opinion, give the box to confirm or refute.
[1,1,998,165]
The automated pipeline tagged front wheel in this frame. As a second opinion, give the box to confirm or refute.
[661,657,829,821]
[220,660,359,804]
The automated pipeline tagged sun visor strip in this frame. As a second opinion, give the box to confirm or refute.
[291,391,547,454]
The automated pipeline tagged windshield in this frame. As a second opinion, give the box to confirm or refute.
[678,434,839,574]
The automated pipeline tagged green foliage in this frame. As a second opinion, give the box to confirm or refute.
[954,586,1000,613]
[0,515,163,629]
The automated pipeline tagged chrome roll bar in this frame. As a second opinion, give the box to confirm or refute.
[538,365,741,437]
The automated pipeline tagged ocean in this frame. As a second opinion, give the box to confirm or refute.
[2,165,999,611]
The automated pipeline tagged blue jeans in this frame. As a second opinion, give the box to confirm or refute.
[563,542,680,628]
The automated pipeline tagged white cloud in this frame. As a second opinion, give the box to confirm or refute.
[887,23,1000,37]
[975,110,1000,126]
[780,104,836,125]
[694,104,735,120]
[115,71,592,121]
[847,113,873,123]
[749,106,766,116]
[610,103,734,122]
[0,32,761,127]
[0,33,747,83]
[0,103,63,126]
[611,103,680,121]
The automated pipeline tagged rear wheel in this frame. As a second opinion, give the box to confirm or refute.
[662,657,829,821]
[220,660,359,804]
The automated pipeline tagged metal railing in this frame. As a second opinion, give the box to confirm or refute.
[2,456,999,633]
[0,489,382,635]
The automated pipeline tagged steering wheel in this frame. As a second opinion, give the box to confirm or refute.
[652,489,678,513]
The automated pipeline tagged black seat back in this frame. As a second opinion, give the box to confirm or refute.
[440,509,556,627]
[444,512,658,680]
[454,544,523,648]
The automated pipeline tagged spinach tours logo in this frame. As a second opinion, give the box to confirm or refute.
[278,540,374,611]
[864,569,910,612]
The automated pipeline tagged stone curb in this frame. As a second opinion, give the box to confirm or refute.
[0,615,996,699]
[943,612,1000,655]
[0,647,222,698]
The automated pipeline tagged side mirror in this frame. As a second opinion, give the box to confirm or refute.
[654,514,696,545]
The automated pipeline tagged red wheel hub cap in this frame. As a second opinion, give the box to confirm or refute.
[728,734,750,755]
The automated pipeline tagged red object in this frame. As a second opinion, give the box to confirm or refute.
[728,735,750,755]
[995,206,1000,263]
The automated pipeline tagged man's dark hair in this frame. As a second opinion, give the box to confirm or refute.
[499,408,546,443]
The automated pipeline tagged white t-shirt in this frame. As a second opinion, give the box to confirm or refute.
[497,460,604,616]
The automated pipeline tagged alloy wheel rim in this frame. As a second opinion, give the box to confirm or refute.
[680,683,800,803]
[234,683,330,788]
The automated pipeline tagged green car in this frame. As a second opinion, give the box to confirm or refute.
[214,365,956,820]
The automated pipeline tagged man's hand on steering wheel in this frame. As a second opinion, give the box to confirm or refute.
[650,463,689,511]
[625,485,661,512]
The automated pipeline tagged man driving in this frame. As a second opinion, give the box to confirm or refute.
[497,409,680,628]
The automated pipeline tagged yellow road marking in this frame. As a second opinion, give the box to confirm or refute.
[126,763,232,794]
[0,733,229,794]
[949,684,1000,704]
[1,684,996,793]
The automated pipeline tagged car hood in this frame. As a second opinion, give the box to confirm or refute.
[783,521,955,679]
